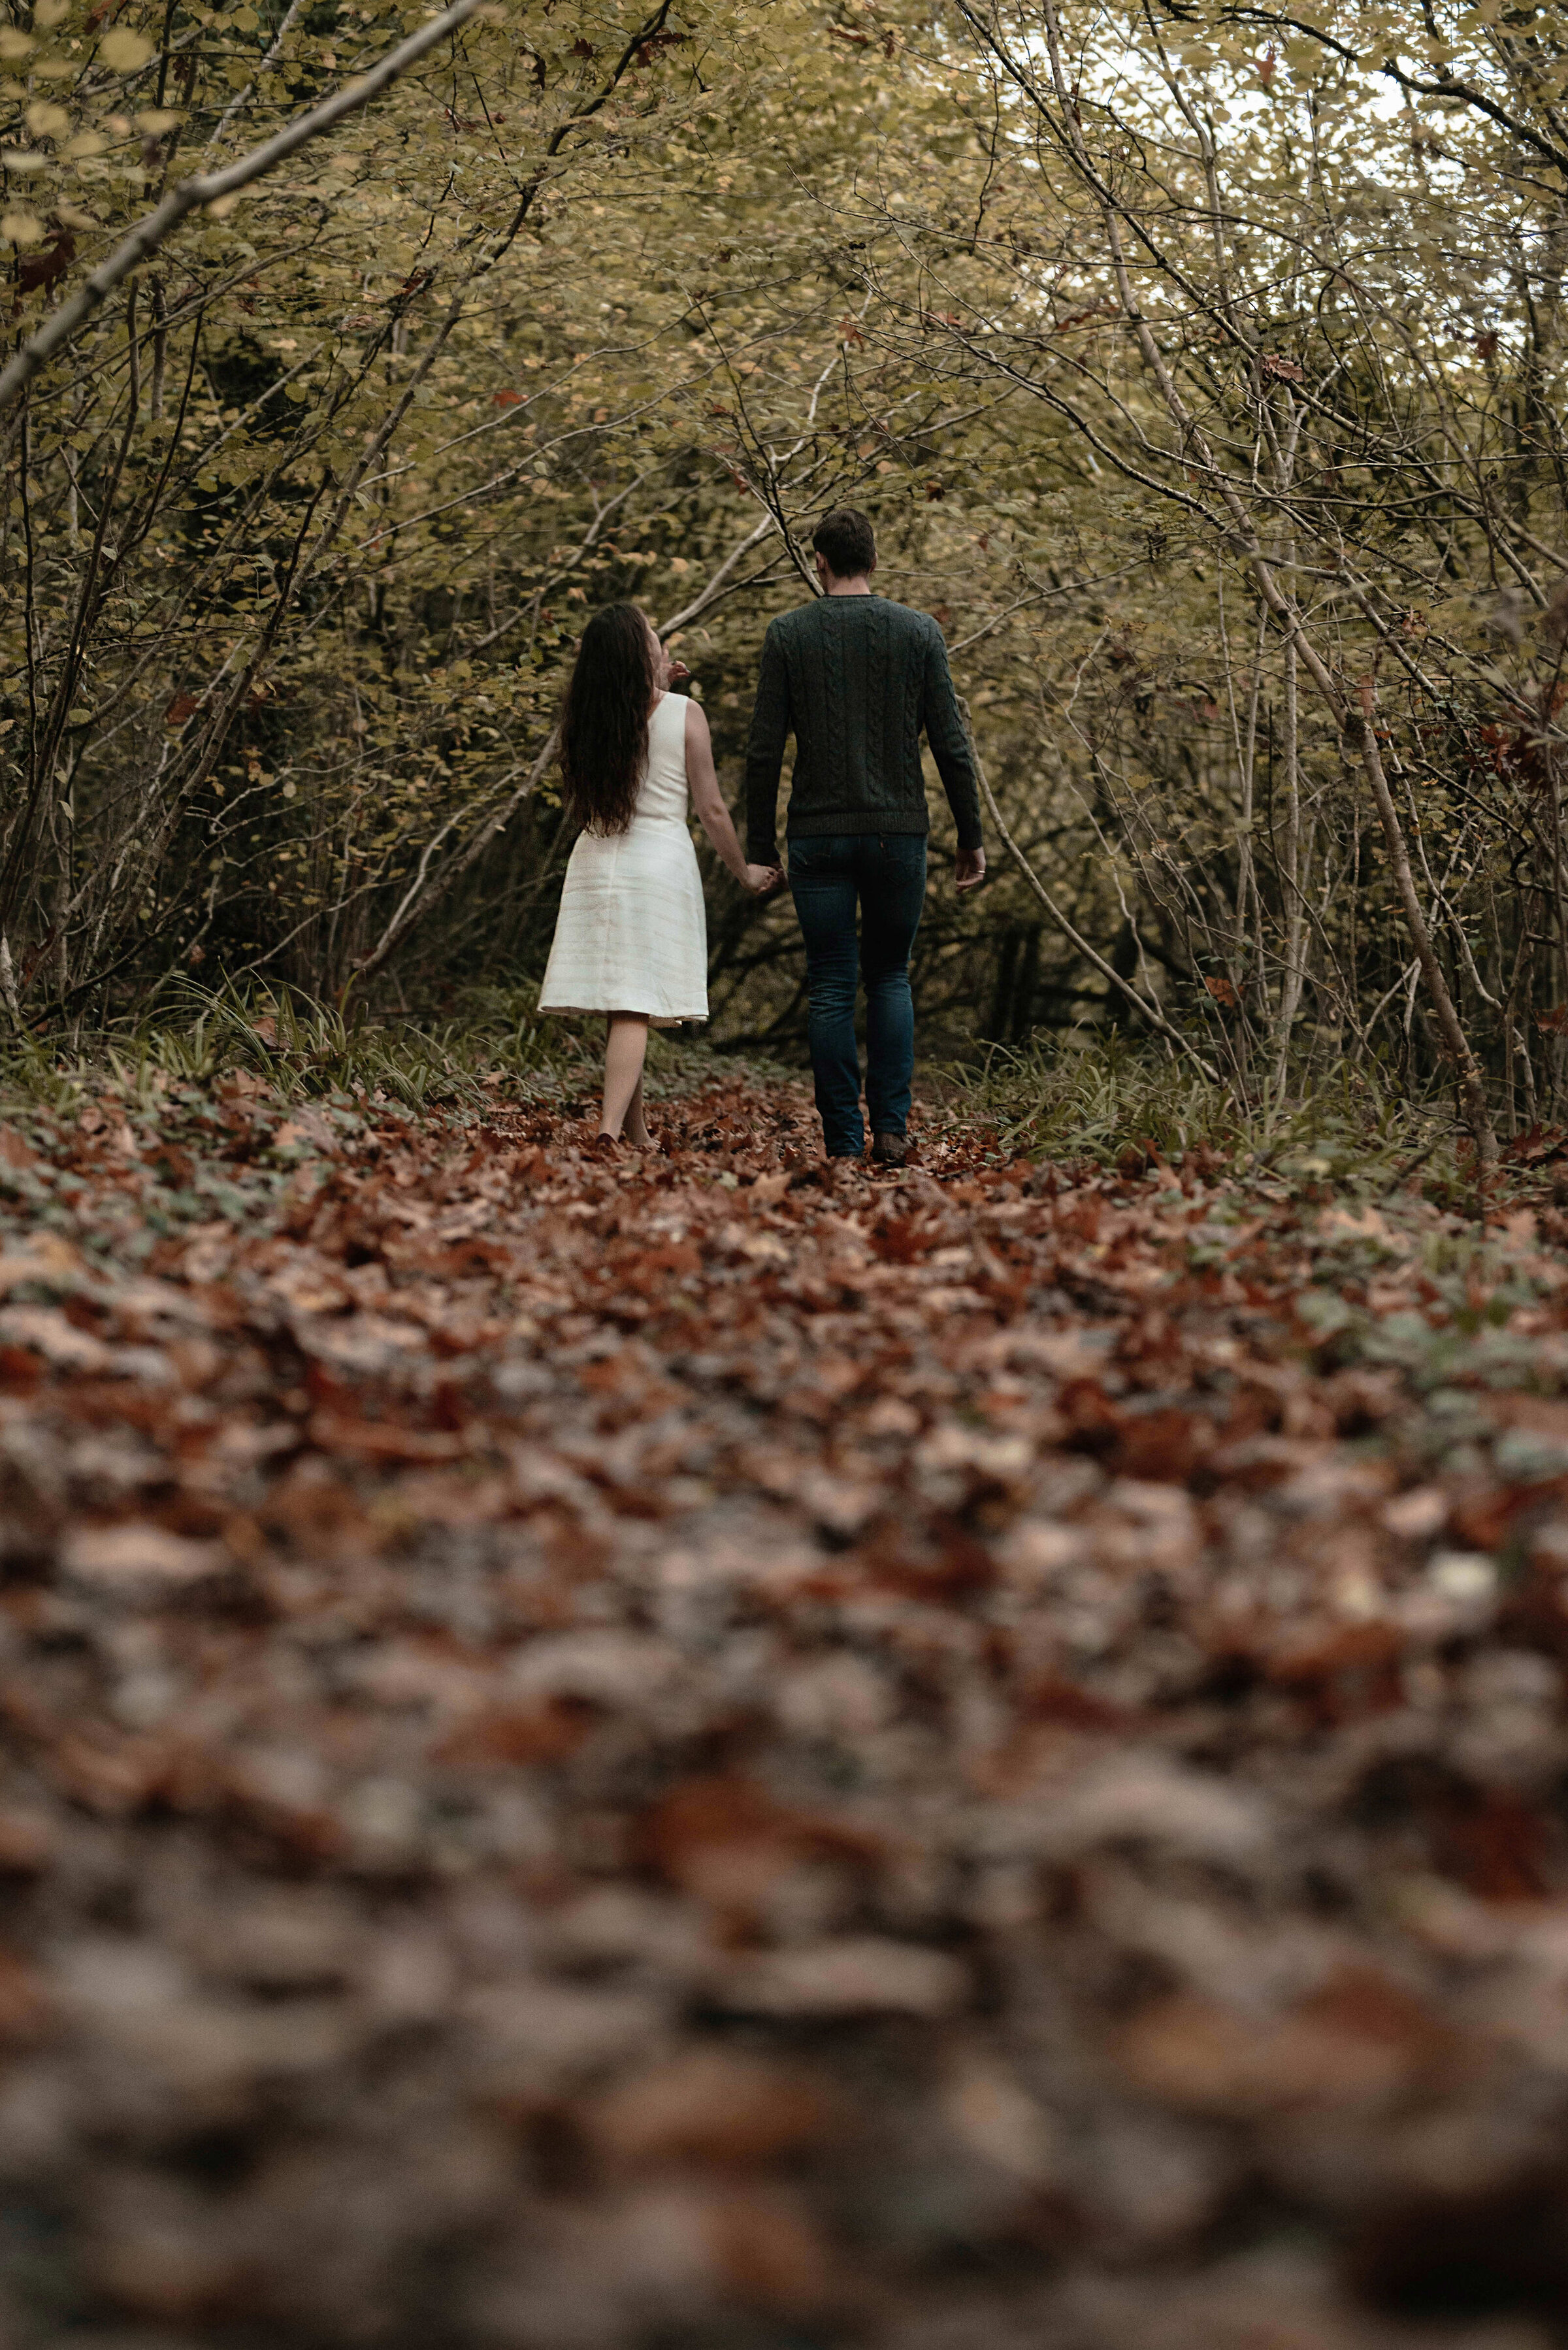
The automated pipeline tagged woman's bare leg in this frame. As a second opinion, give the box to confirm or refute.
[623,1065,652,1149]
[599,1013,651,1140]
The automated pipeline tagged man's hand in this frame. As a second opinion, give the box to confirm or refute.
[955,847,987,893]
[743,862,785,896]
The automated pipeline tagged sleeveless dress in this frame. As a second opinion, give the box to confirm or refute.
[539,691,708,1023]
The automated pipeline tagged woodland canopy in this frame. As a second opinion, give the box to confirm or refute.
[1,0,1566,1143]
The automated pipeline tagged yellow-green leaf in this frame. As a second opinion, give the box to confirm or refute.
[99,27,154,71]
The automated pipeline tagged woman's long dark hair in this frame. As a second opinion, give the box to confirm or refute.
[558,603,657,835]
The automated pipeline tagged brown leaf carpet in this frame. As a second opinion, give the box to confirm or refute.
[2,1075,1568,2348]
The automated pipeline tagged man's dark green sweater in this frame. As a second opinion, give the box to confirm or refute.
[743,593,983,865]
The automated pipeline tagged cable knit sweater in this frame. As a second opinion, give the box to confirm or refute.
[742,593,983,864]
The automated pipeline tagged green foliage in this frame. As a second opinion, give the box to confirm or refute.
[948,1028,1462,1189]
[0,979,574,1113]
[940,1032,1248,1165]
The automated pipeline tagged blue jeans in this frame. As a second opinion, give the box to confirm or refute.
[787,833,928,1157]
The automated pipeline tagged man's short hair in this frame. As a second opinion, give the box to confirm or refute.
[812,508,876,578]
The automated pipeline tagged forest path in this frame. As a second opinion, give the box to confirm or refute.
[1,1072,1567,2344]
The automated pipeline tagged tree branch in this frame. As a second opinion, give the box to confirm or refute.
[0,0,490,419]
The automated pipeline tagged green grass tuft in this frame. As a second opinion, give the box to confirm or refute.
[0,981,580,1118]
[939,1027,1465,1190]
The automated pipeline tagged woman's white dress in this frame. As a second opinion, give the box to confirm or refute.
[539,691,708,1023]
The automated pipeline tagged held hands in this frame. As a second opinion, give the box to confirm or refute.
[955,847,987,893]
[743,861,785,897]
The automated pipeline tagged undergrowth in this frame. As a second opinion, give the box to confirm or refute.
[0,991,1495,1210]
[939,1028,1469,1195]
[0,982,794,1123]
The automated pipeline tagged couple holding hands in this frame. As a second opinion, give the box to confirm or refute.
[540,506,986,1165]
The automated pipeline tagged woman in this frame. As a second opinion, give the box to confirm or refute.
[539,604,780,1145]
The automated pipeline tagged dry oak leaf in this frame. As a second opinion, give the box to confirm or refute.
[642,1775,883,1917]
[941,2057,1064,2183]
[84,2170,248,2321]
[584,2047,834,2168]
[0,1945,51,2043]
[307,1412,465,1464]
[1117,1968,1456,2119]
[37,1728,174,1818]
[280,1104,336,1147]
[0,1307,112,1370]
[463,1980,669,2100]
[1022,1755,1273,1869]
[77,1991,355,2109]
[0,1232,83,1291]
[0,1810,52,1873]
[433,1699,591,1768]
[704,2186,834,2314]
[713,1937,969,2019]
[59,1521,226,1587]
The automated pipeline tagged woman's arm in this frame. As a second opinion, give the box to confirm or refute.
[685,700,781,894]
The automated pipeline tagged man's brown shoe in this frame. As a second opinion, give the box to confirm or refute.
[871,1133,908,1168]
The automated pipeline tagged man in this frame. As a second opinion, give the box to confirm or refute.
[744,507,986,1167]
